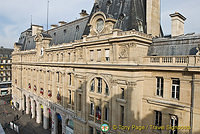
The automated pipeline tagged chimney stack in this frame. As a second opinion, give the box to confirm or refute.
[170,12,186,37]
[59,21,67,26]
[146,0,161,37]
[32,25,43,36]
[80,10,89,18]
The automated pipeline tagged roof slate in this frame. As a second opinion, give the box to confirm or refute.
[17,0,147,51]
[148,34,200,56]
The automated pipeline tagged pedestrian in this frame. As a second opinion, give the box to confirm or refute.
[16,114,19,120]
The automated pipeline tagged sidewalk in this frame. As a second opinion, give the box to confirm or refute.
[0,98,51,134]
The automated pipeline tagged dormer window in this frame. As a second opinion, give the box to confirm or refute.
[106,0,112,13]
[64,29,66,34]
[76,25,79,32]
[95,4,100,12]
[74,25,80,40]
[137,20,144,32]
[119,13,125,21]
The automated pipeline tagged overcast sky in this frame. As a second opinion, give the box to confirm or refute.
[0,0,199,48]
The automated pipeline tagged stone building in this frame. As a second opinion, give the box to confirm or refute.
[0,47,13,96]
[12,0,200,134]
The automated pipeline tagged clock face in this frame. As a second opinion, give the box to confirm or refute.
[96,19,104,32]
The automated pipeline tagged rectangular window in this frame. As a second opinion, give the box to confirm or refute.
[78,94,81,111]
[74,52,76,62]
[97,78,102,93]
[57,72,59,82]
[121,88,125,99]
[69,90,72,104]
[97,49,101,62]
[57,54,59,62]
[170,115,178,134]
[155,111,162,127]
[120,105,124,126]
[90,102,94,115]
[91,80,95,91]
[69,73,72,86]
[96,106,101,120]
[61,53,64,62]
[105,49,110,61]
[105,84,109,95]
[47,71,50,80]
[156,77,164,97]
[68,53,71,62]
[172,79,180,99]
[104,107,109,121]
[90,50,94,61]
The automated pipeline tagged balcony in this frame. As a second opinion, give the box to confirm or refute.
[144,55,200,67]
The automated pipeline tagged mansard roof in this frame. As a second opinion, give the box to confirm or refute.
[17,0,147,51]
[148,33,200,56]
[83,0,147,35]
[18,16,89,51]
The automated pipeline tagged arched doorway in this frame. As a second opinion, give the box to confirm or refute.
[66,119,74,134]
[28,97,31,115]
[56,113,62,134]
[34,100,37,121]
[41,104,44,125]
[23,95,26,112]
[49,108,52,130]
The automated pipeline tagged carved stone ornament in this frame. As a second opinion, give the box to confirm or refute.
[119,45,129,58]
[196,57,200,63]
[34,33,43,42]
[78,49,83,59]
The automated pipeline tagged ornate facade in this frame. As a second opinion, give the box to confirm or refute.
[12,0,200,134]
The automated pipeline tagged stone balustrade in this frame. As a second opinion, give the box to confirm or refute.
[144,55,200,66]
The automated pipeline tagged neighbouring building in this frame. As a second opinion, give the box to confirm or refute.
[12,0,200,134]
[0,47,13,96]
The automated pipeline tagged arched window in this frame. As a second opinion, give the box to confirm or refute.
[90,77,109,95]
[66,119,74,130]
[74,25,79,40]
[96,106,101,120]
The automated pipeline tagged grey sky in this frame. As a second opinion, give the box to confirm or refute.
[0,0,199,48]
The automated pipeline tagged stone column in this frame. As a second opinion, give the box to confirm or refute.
[51,110,58,134]
[31,99,36,119]
[26,96,30,114]
[18,92,23,111]
[43,106,49,129]
[61,114,66,134]
[22,94,25,111]
[36,102,42,124]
